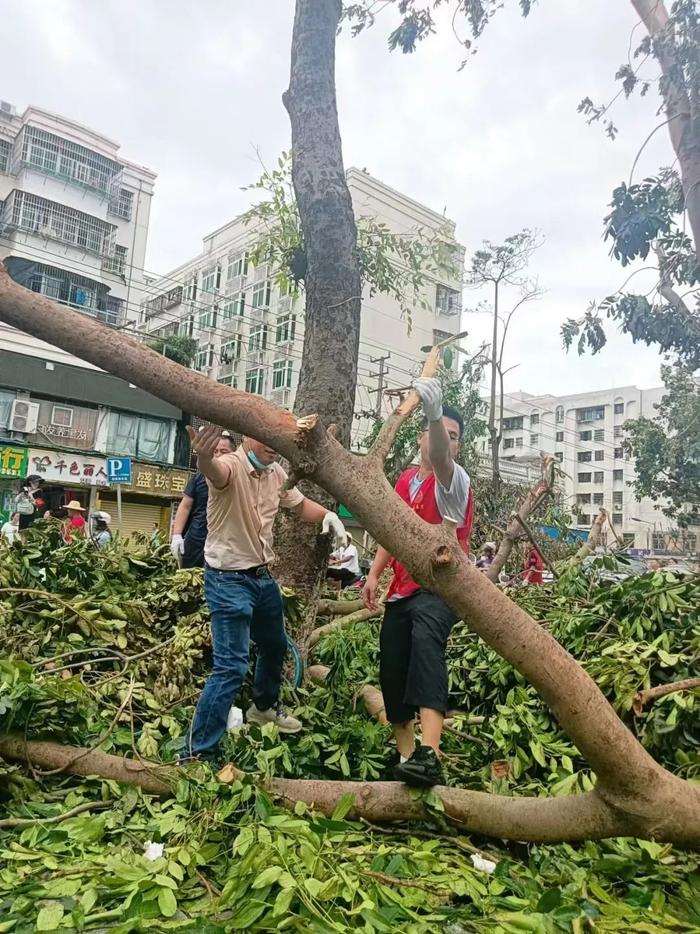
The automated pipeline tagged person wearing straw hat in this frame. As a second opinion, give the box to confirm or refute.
[62,500,87,543]
[476,541,497,570]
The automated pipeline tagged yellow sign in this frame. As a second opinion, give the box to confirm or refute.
[122,462,192,498]
[0,445,28,479]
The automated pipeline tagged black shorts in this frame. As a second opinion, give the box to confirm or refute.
[379,590,457,723]
[326,567,358,585]
[182,537,205,569]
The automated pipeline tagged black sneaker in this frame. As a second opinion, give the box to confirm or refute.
[393,745,444,788]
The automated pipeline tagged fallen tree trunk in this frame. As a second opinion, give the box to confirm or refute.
[317,599,365,616]
[570,509,607,565]
[633,677,700,716]
[2,274,700,844]
[486,456,556,583]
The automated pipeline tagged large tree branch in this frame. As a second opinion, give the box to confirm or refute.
[2,276,699,837]
[485,455,556,582]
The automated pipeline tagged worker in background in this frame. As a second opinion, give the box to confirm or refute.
[170,431,235,567]
[475,541,496,570]
[523,545,544,585]
[182,425,347,764]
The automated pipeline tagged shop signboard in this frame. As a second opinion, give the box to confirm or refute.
[107,457,133,484]
[0,444,28,479]
[120,462,191,497]
[27,449,109,487]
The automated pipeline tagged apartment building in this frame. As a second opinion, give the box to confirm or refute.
[140,169,465,450]
[484,385,694,553]
[0,98,155,365]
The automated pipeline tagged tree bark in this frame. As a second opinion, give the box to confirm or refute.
[308,606,380,649]
[633,677,700,715]
[570,509,607,565]
[317,598,365,616]
[3,288,700,841]
[274,0,364,603]
[631,0,700,264]
[486,456,556,582]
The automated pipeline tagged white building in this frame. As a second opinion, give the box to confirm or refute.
[140,168,464,450]
[0,99,156,368]
[483,385,694,552]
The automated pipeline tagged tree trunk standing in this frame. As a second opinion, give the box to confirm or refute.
[631,0,700,265]
[275,0,363,610]
[488,281,501,489]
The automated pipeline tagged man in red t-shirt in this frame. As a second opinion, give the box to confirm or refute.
[524,545,544,585]
[362,378,473,787]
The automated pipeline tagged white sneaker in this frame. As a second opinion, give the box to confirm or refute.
[246,704,302,734]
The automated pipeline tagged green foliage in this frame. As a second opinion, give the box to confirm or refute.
[147,334,199,368]
[1,532,699,930]
[468,229,541,288]
[623,364,700,526]
[243,152,462,328]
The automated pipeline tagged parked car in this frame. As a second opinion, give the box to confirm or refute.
[582,552,648,583]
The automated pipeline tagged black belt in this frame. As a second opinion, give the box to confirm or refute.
[207,563,270,577]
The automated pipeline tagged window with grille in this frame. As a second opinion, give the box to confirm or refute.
[614,447,623,459]
[612,513,622,525]
[195,346,213,371]
[576,405,605,422]
[178,315,194,337]
[504,438,514,450]
[51,405,74,428]
[594,450,604,461]
[577,493,591,505]
[248,324,268,351]
[202,266,219,293]
[221,336,242,362]
[577,451,592,462]
[223,293,245,320]
[8,191,113,255]
[110,188,133,220]
[252,280,271,309]
[530,434,539,446]
[652,532,666,549]
[556,406,564,423]
[684,533,697,552]
[197,309,217,330]
[614,426,623,439]
[579,514,591,526]
[594,429,605,441]
[21,126,120,194]
[503,416,523,431]
[593,493,604,505]
[227,251,249,280]
[614,402,624,415]
[276,314,296,343]
[578,473,592,483]
[272,360,293,390]
[246,368,264,395]
[0,139,9,174]
[580,431,592,441]
[530,413,540,426]
[613,491,623,505]
[435,285,461,315]
[556,431,564,442]
[613,469,623,481]
[515,437,523,448]
[555,451,563,461]
[594,471,604,483]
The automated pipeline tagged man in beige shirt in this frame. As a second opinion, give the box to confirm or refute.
[183,425,347,763]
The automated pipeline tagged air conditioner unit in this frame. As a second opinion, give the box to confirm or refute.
[272,388,291,407]
[8,399,40,434]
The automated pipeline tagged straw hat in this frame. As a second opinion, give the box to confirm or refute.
[66,500,86,512]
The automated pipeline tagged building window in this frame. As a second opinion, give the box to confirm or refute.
[556,431,564,442]
[652,532,666,550]
[613,491,623,505]
[436,285,461,316]
[594,429,605,442]
[252,280,271,309]
[195,346,213,371]
[272,360,293,390]
[613,469,623,481]
[578,473,592,483]
[276,313,297,344]
[579,514,591,526]
[580,431,592,441]
[108,412,170,462]
[223,293,245,320]
[503,416,524,431]
[8,190,113,255]
[0,139,10,174]
[21,125,120,194]
[614,447,623,459]
[614,402,625,415]
[577,493,591,505]
[614,426,623,439]
[197,308,217,330]
[530,413,540,426]
[504,438,514,450]
[594,471,604,483]
[185,277,198,302]
[576,405,605,422]
[178,315,194,338]
[593,492,604,505]
[217,375,238,388]
[227,251,249,280]
[555,405,564,423]
[246,368,264,395]
[221,336,242,362]
[201,266,220,293]
[612,513,622,525]
[51,405,74,428]
[248,324,268,351]
[530,434,539,446]
[684,532,697,552]
[577,451,592,463]
[109,188,133,220]
[555,451,563,461]
[515,437,523,448]
[594,450,604,461]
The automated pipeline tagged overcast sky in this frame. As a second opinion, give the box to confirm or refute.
[2,0,675,398]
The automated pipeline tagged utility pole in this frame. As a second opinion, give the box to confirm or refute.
[368,353,391,418]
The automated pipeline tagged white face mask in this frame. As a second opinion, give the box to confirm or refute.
[247,449,274,471]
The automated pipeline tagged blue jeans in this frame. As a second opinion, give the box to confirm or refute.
[186,567,288,760]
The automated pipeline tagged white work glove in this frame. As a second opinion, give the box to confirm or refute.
[414,377,443,422]
[322,512,348,549]
[170,534,185,560]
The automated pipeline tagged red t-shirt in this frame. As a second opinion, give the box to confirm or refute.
[63,514,86,543]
